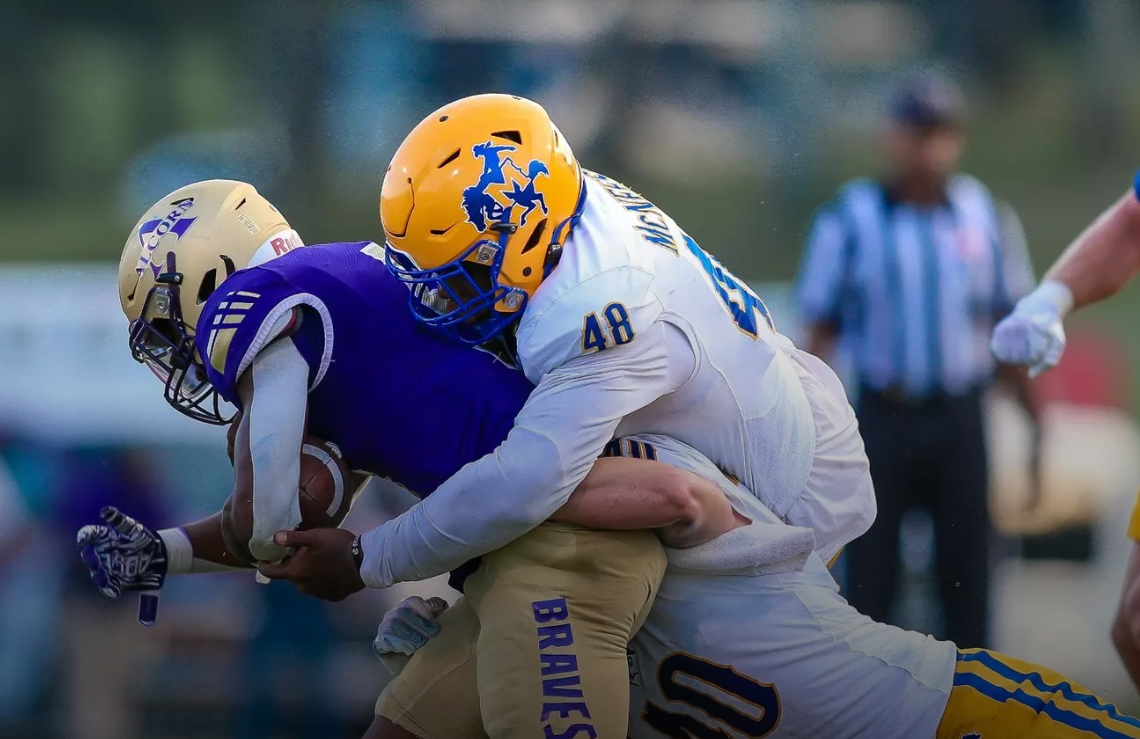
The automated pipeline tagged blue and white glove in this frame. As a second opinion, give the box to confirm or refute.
[372,595,449,676]
[76,506,167,626]
[991,281,1074,378]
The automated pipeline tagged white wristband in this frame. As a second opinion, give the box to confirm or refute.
[1023,280,1074,318]
[158,528,193,576]
[159,527,249,575]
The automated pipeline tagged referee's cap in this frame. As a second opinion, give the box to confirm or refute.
[888,75,965,129]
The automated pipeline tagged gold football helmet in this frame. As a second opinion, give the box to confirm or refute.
[117,179,300,423]
[381,93,585,345]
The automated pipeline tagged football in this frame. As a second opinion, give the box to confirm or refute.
[221,435,355,565]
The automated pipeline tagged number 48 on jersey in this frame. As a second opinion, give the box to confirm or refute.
[581,302,636,354]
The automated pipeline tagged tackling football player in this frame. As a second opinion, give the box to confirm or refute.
[365,94,873,582]
[991,170,1140,692]
[379,434,1140,739]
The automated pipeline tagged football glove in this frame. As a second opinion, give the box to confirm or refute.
[372,595,449,676]
[991,281,1072,378]
[77,506,167,601]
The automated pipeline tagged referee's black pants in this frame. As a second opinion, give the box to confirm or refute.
[844,386,991,649]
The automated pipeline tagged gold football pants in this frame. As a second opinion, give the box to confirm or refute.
[377,522,666,739]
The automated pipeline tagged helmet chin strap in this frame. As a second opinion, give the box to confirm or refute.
[543,242,563,277]
[543,170,587,279]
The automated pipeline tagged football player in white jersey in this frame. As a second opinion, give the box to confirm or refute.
[339,92,871,585]
[377,434,1140,739]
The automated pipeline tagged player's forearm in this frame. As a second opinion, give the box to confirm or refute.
[551,457,741,548]
[552,457,693,529]
[656,480,746,549]
[1044,191,1140,312]
[158,513,253,574]
[360,426,574,588]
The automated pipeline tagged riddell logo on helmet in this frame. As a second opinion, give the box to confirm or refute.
[271,236,298,255]
[461,141,549,233]
[134,198,197,276]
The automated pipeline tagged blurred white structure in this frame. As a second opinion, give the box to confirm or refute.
[0,264,221,444]
[989,392,1140,535]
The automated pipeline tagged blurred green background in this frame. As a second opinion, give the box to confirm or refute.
[6,1,1140,387]
[3,2,1140,738]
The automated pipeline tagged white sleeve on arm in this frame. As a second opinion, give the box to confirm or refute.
[359,320,680,588]
[245,337,310,563]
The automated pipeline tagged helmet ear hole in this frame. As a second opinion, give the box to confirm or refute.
[491,130,522,145]
[197,255,238,305]
[196,269,218,305]
[521,218,548,255]
[438,149,461,168]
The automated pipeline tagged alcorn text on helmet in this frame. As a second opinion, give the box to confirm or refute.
[118,180,301,424]
[382,93,586,345]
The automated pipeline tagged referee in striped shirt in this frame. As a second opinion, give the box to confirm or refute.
[796,76,1040,648]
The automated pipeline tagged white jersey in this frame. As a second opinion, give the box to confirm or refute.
[618,435,955,739]
[515,170,874,562]
[361,169,874,588]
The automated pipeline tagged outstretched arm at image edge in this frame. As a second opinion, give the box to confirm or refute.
[1043,184,1140,313]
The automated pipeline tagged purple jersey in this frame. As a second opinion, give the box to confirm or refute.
[196,241,533,495]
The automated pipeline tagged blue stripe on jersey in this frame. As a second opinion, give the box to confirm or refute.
[1133,168,1140,203]
[957,651,1140,731]
[918,213,942,394]
[837,201,870,380]
[876,190,908,384]
[989,217,1010,315]
[600,439,659,461]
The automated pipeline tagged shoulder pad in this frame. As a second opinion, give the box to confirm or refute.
[198,269,303,404]
[515,264,660,383]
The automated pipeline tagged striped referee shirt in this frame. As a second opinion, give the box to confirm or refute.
[796,175,1034,398]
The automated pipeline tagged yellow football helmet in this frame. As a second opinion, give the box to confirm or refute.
[118,179,300,424]
[381,93,585,344]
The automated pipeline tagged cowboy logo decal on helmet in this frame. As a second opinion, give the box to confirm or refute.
[461,141,550,233]
[134,198,197,277]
